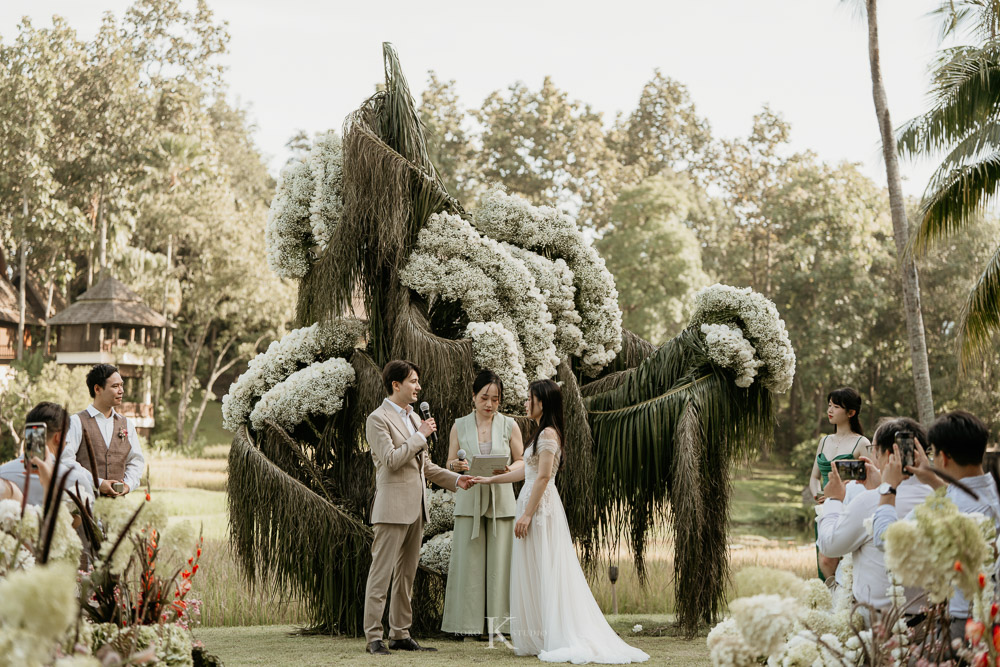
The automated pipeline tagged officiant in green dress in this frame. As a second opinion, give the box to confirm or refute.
[441,370,524,636]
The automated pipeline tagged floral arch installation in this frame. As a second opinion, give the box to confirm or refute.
[224,43,795,637]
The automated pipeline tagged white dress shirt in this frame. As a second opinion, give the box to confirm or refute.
[382,399,426,443]
[873,473,1000,618]
[819,477,932,610]
[60,405,145,493]
[0,452,95,506]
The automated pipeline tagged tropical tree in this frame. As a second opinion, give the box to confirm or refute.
[897,0,1000,364]
[226,43,795,638]
[843,0,935,423]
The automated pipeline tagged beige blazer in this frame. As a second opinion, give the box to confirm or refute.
[366,401,459,525]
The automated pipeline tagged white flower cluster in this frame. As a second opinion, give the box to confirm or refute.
[266,159,314,278]
[90,622,193,666]
[730,594,798,656]
[419,530,452,575]
[465,322,530,410]
[265,131,345,278]
[0,499,82,571]
[472,186,623,375]
[700,324,763,388]
[401,211,559,385]
[423,489,455,538]
[250,357,355,432]
[706,617,757,667]
[306,131,344,252]
[0,562,79,666]
[692,284,796,394]
[883,490,992,603]
[506,245,585,359]
[221,318,365,431]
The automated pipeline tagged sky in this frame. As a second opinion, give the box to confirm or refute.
[1,0,953,196]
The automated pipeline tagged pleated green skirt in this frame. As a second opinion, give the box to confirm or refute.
[441,515,514,635]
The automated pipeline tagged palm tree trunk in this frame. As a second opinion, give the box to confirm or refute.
[16,193,28,361]
[866,0,935,424]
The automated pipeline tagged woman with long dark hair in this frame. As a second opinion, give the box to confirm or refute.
[441,370,524,636]
[473,379,648,663]
[809,387,870,581]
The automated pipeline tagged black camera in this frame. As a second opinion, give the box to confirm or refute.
[835,459,867,482]
[895,431,916,470]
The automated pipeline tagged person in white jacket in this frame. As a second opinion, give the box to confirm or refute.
[817,417,933,616]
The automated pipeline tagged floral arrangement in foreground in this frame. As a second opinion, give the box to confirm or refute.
[0,491,217,667]
[707,491,999,666]
[692,284,796,394]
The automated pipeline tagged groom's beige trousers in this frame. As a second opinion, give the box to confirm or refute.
[364,517,424,642]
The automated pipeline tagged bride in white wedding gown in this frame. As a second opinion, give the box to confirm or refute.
[473,379,649,664]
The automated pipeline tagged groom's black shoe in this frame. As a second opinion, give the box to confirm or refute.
[388,638,438,652]
[366,640,391,655]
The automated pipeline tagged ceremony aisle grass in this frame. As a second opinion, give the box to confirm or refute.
[194,617,712,666]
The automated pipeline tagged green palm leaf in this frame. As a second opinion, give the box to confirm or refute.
[916,150,1000,252]
[959,242,1000,362]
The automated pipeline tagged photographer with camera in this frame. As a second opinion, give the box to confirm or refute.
[873,410,1000,636]
[817,417,934,616]
[0,402,95,506]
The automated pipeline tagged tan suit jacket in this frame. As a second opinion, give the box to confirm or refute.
[366,401,459,525]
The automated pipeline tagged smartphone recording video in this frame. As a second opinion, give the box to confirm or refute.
[23,422,47,461]
[834,459,866,482]
[895,431,916,470]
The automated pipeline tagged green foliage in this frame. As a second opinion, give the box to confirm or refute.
[597,172,709,345]
[0,356,90,459]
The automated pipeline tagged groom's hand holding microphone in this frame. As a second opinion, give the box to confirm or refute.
[418,402,473,490]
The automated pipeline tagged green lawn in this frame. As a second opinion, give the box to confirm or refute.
[730,463,812,540]
[194,617,710,666]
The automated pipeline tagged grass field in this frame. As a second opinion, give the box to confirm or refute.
[194,617,711,666]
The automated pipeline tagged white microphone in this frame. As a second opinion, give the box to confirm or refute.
[418,401,438,444]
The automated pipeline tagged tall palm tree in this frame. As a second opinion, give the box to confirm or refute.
[842,0,936,423]
[898,0,1000,363]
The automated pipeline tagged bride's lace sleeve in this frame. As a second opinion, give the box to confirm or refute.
[536,428,561,457]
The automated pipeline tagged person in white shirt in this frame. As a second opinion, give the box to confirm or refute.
[59,364,145,497]
[818,417,933,616]
[872,410,1000,639]
[0,402,95,506]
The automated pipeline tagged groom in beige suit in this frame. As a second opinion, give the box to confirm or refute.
[364,360,473,655]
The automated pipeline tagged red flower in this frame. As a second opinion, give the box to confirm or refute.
[993,625,1000,651]
[145,493,151,502]
[955,560,964,572]
[979,572,987,588]
[966,619,985,644]
[991,602,998,619]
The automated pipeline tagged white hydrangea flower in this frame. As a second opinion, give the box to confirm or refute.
[419,530,452,575]
[307,131,344,252]
[730,594,798,657]
[250,357,356,432]
[266,158,315,278]
[222,318,365,431]
[402,212,558,383]
[465,322,530,410]
[706,617,757,667]
[472,186,623,376]
[691,284,796,393]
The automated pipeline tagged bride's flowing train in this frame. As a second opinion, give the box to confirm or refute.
[510,437,649,664]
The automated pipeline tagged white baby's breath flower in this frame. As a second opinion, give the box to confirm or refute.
[250,357,355,432]
[632,624,643,633]
[306,131,344,252]
[419,530,452,575]
[465,321,530,410]
[266,158,314,278]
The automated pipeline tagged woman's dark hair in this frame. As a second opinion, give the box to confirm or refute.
[86,364,120,398]
[827,387,864,436]
[526,379,564,461]
[382,360,420,395]
[472,370,503,403]
[928,410,989,467]
[871,417,928,455]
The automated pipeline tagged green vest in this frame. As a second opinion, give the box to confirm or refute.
[454,412,517,533]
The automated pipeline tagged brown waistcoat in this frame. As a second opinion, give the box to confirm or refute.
[76,410,131,482]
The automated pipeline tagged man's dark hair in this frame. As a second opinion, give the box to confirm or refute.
[86,363,120,398]
[928,410,990,467]
[382,360,419,395]
[25,402,68,435]
[871,417,928,455]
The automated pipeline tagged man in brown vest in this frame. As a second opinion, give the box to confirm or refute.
[59,364,145,497]
[363,360,473,655]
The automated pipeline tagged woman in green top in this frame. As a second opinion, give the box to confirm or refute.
[809,387,870,580]
[441,370,524,636]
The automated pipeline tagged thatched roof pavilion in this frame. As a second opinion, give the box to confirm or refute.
[47,276,168,329]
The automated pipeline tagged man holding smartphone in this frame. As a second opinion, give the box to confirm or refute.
[0,402,95,505]
[59,364,145,498]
